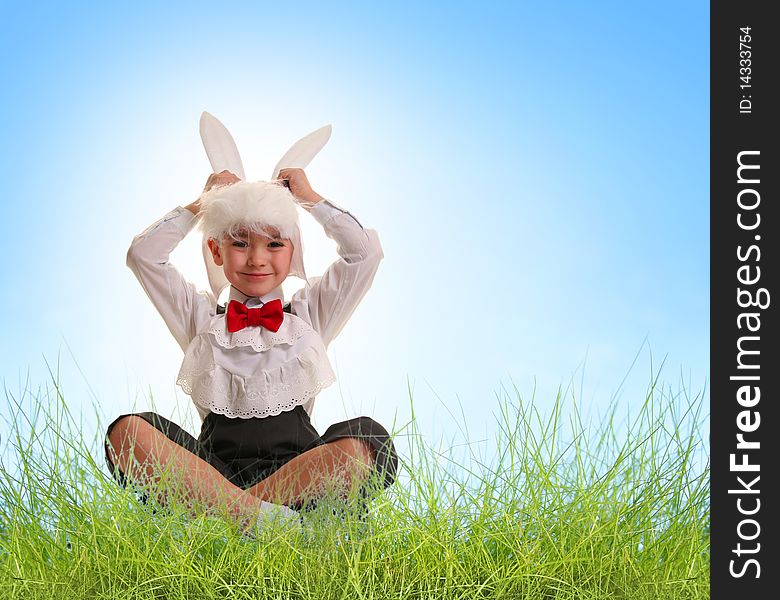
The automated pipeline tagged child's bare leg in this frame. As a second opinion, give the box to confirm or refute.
[107,415,276,526]
[247,438,374,506]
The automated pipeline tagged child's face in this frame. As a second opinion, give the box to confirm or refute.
[207,227,293,298]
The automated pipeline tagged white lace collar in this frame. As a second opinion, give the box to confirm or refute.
[180,285,335,419]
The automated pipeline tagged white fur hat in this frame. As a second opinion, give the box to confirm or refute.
[198,112,331,300]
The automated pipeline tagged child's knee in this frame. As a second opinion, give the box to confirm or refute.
[332,437,374,467]
[107,415,146,451]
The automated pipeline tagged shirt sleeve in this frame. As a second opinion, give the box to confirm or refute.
[293,199,383,348]
[126,207,214,351]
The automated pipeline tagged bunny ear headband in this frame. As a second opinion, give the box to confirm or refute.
[198,111,332,300]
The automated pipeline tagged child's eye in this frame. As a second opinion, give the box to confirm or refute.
[268,241,285,248]
[232,240,248,248]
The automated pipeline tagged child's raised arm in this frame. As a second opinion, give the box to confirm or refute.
[282,168,383,348]
[126,173,239,351]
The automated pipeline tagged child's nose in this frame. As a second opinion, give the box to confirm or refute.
[246,245,269,266]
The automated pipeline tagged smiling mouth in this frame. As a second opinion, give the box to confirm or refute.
[243,273,272,278]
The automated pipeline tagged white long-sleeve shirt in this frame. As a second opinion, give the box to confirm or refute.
[126,200,383,420]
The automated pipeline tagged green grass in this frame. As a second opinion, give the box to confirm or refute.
[0,369,709,599]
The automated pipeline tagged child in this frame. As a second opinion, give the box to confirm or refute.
[104,165,398,531]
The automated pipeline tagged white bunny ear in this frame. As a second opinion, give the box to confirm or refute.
[199,111,241,299]
[200,111,247,181]
[271,124,332,180]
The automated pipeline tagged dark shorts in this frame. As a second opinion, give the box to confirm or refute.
[104,405,398,510]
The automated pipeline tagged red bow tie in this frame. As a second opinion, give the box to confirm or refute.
[226,299,284,333]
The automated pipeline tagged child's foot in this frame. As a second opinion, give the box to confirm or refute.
[240,501,302,539]
[259,500,300,522]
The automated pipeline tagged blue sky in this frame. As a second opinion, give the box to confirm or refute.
[0,1,709,462]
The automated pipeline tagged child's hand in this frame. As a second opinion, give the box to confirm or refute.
[185,171,241,214]
[203,170,241,193]
[277,168,324,209]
